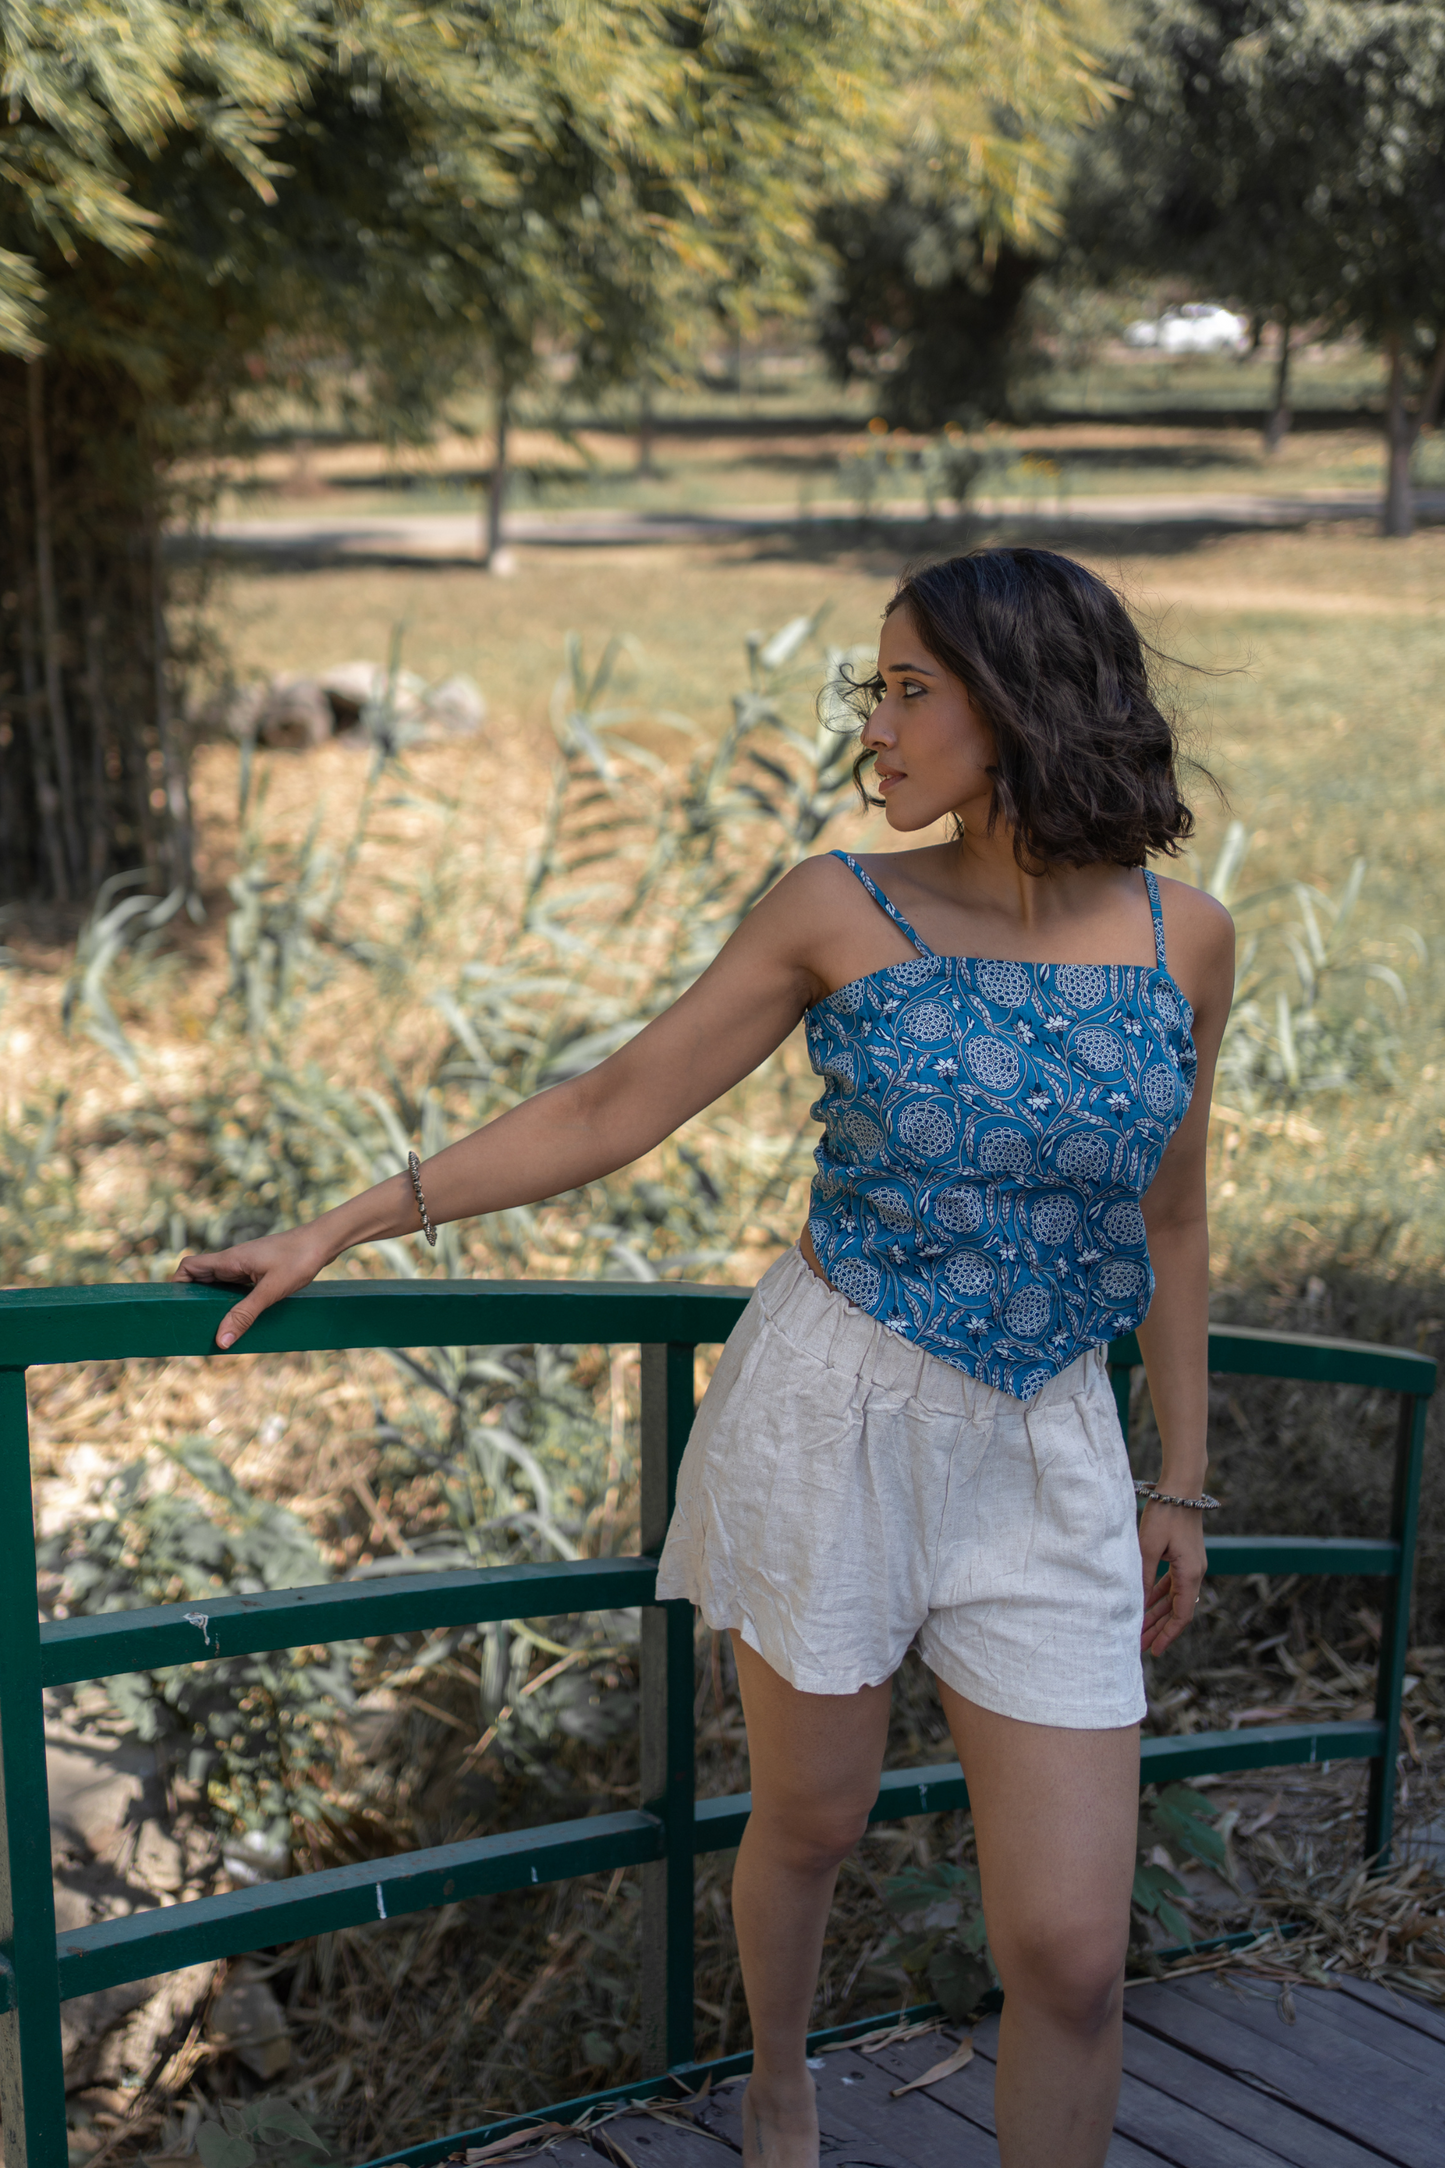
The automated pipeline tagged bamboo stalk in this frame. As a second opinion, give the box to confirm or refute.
[83,592,110,891]
[149,512,194,894]
[26,359,82,892]
[8,499,69,900]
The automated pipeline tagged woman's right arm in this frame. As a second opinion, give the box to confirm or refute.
[175,858,839,1347]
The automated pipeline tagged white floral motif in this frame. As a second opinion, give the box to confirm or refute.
[1015,1021,1035,1044]
[1108,1090,1130,1111]
[1026,1088,1051,1112]
[935,1057,959,1079]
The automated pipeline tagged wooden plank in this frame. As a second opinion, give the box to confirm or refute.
[877,2024,1177,2168]
[1115,2062,1346,2168]
[1333,1976,1445,2051]
[1120,2012,1389,2168]
[1251,1982,1445,2096]
[1126,1979,1437,2166]
[593,2111,736,2168]
[809,2048,1002,2167]
[847,2023,1003,2146]
[694,2055,1001,2166]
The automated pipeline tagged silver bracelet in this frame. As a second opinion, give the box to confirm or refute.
[1134,1480,1220,1511]
[407,1151,438,1246]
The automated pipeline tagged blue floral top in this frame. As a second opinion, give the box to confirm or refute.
[805,852,1197,1399]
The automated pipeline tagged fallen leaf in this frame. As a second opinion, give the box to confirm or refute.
[889,2035,975,2097]
[1240,1794,1283,1837]
[854,2018,942,2056]
[463,2125,567,2163]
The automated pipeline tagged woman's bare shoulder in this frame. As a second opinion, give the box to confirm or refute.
[1153,872,1235,1008]
[1153,873,1234,947]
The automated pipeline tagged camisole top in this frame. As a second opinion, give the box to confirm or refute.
[804,852,1198,1399]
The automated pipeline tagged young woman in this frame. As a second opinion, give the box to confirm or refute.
[179,548,1233,2168]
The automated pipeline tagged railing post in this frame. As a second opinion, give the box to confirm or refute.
[639,1342,696,2073]
[1108,1357,1134,1446]
[0,1367,66,2168]
[1365,1388,1429,1865]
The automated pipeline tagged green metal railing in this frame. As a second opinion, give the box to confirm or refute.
[0,1281,1433,2168]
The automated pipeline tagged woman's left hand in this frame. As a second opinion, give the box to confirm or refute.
[1139,1503,1208,1657]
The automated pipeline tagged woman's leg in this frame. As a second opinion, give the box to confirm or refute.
[937,1684,1139,2168]
[729,1633,892,2168]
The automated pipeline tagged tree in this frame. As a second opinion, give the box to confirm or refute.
[0,2,887,897]
[814,0,1121,424]
[1073,1,1445,533]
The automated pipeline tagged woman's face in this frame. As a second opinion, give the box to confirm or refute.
[862,606,997,833]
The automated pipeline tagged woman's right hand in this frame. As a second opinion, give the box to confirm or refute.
[175,1227,336,1349]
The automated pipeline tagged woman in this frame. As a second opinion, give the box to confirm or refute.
[179,548,1233,2168]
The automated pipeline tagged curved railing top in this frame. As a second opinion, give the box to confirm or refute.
[0,1278,1433,1391]
[0,1277,753,1367]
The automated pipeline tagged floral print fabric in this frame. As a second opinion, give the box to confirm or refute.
[805,853,1197,1400]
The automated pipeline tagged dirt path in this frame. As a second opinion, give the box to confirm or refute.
[201,484,1445,567]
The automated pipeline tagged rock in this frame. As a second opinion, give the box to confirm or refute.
[423,673,486,734]
[47,1719,160,1856]
[91,1963,215,2088]
[207,1960,292,2079]
[220,1826,290,1884]
[257,675,334,748]
[317,660,427,736]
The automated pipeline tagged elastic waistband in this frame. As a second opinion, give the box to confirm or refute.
[752,1246,1103,1417]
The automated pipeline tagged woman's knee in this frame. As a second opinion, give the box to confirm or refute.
[992,1911,1127,2034]
[746,1791,872,1875]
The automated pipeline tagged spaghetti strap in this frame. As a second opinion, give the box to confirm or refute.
[830,851,935,956]
[1142,868,1167,969]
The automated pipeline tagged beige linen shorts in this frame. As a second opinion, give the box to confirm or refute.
[656,1245,1146,1727]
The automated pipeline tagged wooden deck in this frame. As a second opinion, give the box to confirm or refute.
[532,1975,1445,2168]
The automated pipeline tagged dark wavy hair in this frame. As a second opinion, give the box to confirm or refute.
[844,548,1202,869]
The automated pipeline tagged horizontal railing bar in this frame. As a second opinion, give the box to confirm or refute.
[1204,1536,1399,1577]
[0,1279,751,1368]
[689,1722,1381,1860]
[54,1811,662,2002]
[38,1537,1396,1692]
[1,1282,1432,1392]
[1110,1325,1436,1395]
[1140,1719,1384,1780]
[37,1715,1384,2011]
[39,1558,659,1686]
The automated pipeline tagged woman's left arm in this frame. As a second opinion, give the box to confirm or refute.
[1135,884,1236,1657]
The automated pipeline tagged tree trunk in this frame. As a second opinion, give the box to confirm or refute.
[1264,317,1292,454]
[1,355,192,902]
[1383,335,1416,538]
[483,394,511,570]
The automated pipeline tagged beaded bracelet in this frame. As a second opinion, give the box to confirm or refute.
[1134,1480,1221,1511]
[407,1151,438,1247]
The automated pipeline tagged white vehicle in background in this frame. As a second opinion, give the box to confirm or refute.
[1123,303,1250,354]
